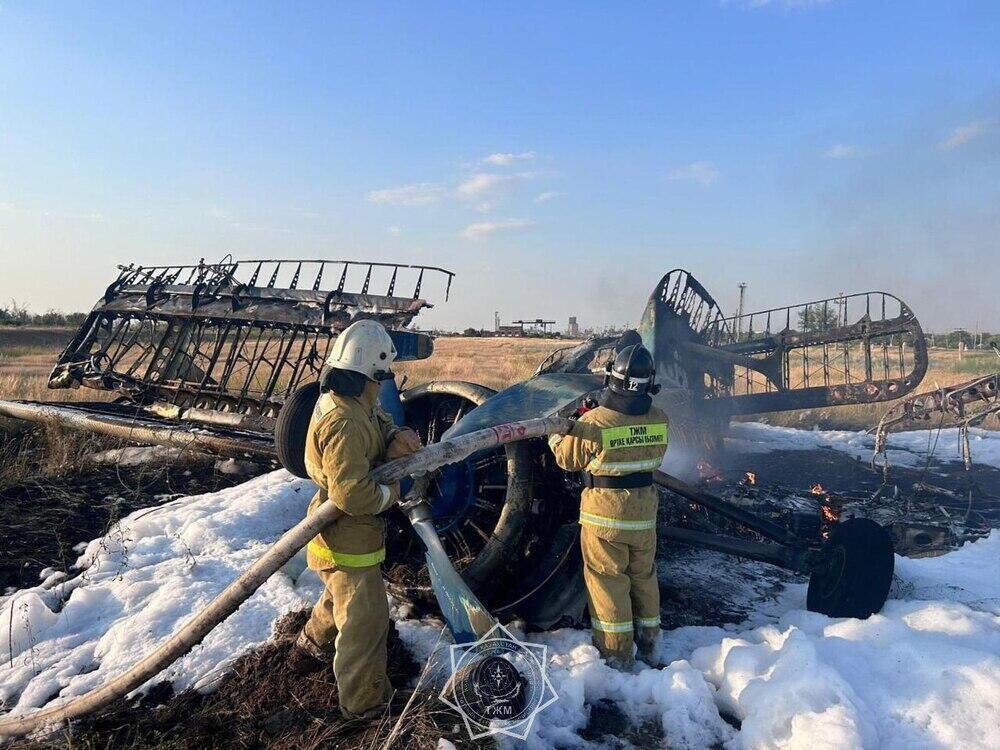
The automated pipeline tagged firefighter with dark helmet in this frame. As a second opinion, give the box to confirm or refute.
[548,337,668,669]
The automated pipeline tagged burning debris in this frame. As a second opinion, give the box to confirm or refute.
[668,459,993,561]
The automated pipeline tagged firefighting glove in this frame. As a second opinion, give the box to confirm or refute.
[386,427,422,461]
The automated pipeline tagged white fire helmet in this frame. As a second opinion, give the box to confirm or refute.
[324,320,397,381]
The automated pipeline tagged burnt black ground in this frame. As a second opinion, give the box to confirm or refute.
[0,458,260,593]
[13,611,489,750]
[722,447,1000,525]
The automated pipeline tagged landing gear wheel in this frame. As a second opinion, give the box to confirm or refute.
[275,381,320,479]
[807,518,894,619]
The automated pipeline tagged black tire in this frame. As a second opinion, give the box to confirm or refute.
[807,518,894,619]
[275,381,320,479]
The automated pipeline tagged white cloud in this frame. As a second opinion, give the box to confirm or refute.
[387,225,401,235]
[534,191,563,203]
[940,120,995,151]
[455,172,521,211]
[456,173,509,197]
[824,143,860,159]
[483,151,536,166]
[460,218,535,240]
[367,183,447,206]
[369,167,545,213]
[668,161,720,187]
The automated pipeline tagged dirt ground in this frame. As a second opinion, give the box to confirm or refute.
[14,610,489,750]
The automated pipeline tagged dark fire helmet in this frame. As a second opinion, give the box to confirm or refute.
[604,343,660,397]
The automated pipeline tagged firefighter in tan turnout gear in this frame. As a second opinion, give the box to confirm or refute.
[549,342,668,669]
[292,319,422,719]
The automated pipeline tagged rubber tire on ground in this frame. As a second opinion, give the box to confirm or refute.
[807,518,894,619]
[275,381,320,479]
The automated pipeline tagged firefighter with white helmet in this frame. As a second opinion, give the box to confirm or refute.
[549,338,669,669]
[292,319,422,718]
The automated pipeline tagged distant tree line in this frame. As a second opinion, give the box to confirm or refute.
[927,330,997,349]
[0,300,87,327]
[796,306,841,332]
[792,306,996,349]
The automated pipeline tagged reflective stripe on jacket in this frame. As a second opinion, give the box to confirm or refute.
[306,540,387,568]
[304,381,398,569]
[550,404,669,540]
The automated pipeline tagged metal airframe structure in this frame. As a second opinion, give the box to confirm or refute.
[0,258,929,627]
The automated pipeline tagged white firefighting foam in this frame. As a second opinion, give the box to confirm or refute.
[729,422,1000,470]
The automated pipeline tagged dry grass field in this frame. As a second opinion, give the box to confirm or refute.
[0,326,92,403]
[395,336,574,391]
[0,326,996,431]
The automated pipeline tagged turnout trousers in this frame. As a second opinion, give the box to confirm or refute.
[300,564,393,719]
[581,525,661,666]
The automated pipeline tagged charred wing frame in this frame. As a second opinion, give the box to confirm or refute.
[0,258,451,453]
[638,271,927,415]
[44,258,450,431]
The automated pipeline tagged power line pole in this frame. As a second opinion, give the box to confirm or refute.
[736,282,747,338]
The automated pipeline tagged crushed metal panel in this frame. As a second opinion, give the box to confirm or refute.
[442,373,603,440]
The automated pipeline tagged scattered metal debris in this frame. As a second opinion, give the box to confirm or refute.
[664,471,991,560]
[873,374,1000,470]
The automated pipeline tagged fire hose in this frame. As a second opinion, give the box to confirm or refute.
[0,416,582,738]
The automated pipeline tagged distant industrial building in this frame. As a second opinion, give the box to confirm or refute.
[490,313,560,338]
[567,316,580,337]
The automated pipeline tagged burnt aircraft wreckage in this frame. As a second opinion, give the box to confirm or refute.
[0,258,932,630]
[874,372,1000,471]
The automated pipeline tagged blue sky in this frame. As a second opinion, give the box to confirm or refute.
[0,1,997,332]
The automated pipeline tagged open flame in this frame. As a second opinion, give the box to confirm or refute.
[744,471,757,486]
[820,504,840,523]
[810,483,826,495]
